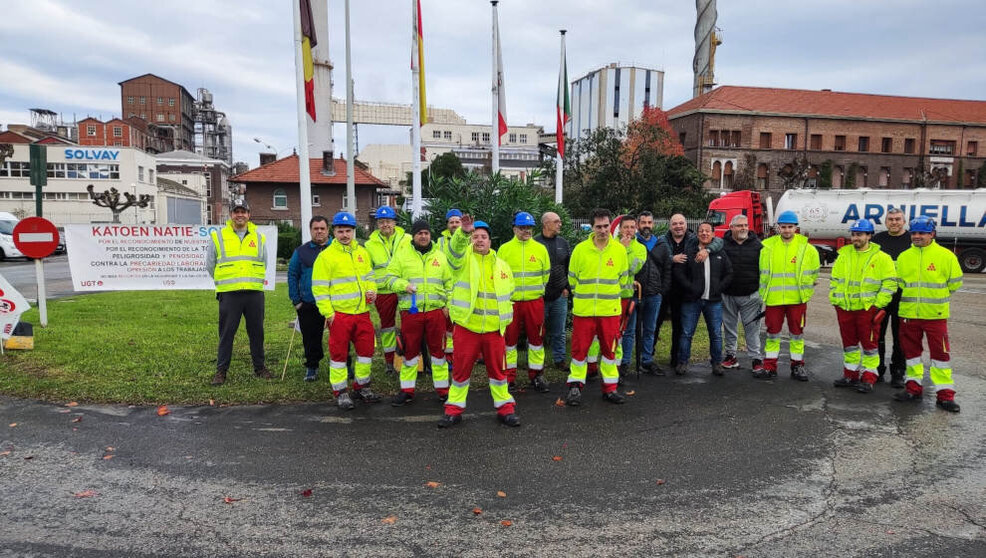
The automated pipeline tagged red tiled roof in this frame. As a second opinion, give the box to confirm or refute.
[0,131,32,143]
[231,154,386,186]
[668,86,986,124]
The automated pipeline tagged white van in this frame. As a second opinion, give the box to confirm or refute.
[0,212,24,260]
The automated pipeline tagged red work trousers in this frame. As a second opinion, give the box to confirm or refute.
[445,326,515,417]
[763,303,807,372]
[375,293,398,364]
[503,297,546,383]
[327,311,375,395]
[570,315,620,393]
[835,307,880,384]
[899,318,954,401]
[400,308,449,394]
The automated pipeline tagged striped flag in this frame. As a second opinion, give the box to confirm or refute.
[556,33,571,157]
[413,0,427,126]
[300,0,317,121]
[493,7,507,144]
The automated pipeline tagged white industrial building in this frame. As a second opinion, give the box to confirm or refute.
[569,63,665,139]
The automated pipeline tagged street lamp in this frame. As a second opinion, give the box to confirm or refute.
[253,137,278,153]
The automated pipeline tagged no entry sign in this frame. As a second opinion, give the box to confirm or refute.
[13,217,59,259]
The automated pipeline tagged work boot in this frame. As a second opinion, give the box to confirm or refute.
[936,400,961,413]
[507,381,518,393]
[210,370,227,386]
[711,362,724,376]
[390,391,414,407]
[565,386,583,406]
[336,391,355,411]
[498,413,521,427]
[753,368,777,380]
[856,381,874,394]
[352,387,381,404]
[833,377,860,388]
[790,362,809,382]
[674,362,688,376]
[304,368,318,382]
[385,363,397,376]
[437,391,449,403]
[890,371,906,389]
[554,360,569,373]
[437,414,462,428]
[640,362,655,376]
[721,354,739,369]
[752,359,765,373]
[530,374,550,393]
[893,391,922,402]
[602,391,626,404]
[254,367,272,379]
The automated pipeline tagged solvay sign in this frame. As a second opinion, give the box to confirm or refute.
[64,149,120,160]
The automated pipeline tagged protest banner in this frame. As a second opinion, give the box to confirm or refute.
[0,274,30,340]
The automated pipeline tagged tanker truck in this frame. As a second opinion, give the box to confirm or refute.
[706,189,986,273]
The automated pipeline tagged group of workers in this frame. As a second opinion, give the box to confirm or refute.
[207,199,965,429]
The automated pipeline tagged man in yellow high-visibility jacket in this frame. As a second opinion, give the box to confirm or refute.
[440,215,519,428]
[311,212,381,411]
[892,216,963,413]
[365,205,412,375]
[829,219,898,394]
[437,209,463,364]
[206,201,270,386]
[565,208,631,406]
[498,211,551,392]
[757,210,820,381]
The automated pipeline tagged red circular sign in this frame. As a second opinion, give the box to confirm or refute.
[13,217,59,259]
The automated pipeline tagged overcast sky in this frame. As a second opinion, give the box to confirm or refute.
[2,0,984,168]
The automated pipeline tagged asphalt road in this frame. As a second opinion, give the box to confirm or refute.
[2,274,986,556]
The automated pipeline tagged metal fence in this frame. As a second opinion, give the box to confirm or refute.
[571,217,705,233]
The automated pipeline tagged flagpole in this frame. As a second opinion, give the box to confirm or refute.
[555,29,566,204]
[490,0,500,176]
[345,0,356,215]
[293,0,313,242]
[410,0,423,217]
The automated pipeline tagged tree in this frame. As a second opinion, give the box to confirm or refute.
[777,156,811,190]
[977,161,986,189]
[402,151,466,197]
[87,184,151,224]
[732,154,758,190]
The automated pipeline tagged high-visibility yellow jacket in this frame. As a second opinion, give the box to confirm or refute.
[211,221,267,292]
[364,227,412,294]
[498,236,550,302]
[382,241,453,312]
[759,234,820,305]
[896,240,963,319]
[311,239,375,320]
[829,242,898,311]
[568,236,630,317]
[448,228,514,335]
[437,229,456,258]
[622,239,647,298]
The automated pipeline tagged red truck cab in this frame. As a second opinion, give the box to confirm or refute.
[706,190,767,238]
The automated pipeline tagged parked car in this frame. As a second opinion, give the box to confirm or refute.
[0,212,24,261]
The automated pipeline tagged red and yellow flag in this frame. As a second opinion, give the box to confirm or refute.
[300,0,317,121]
[413,0,427,126]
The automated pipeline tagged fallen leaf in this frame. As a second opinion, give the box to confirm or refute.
[381,515,398,524]
[554,398,565,407]
[425,481,441,488]
[156,405,170,416]
[71,416,83,423]
[66,401,79,407]
[58,409,71,414]
[500,520,513,527]
[472,507,483,515]
[299,489,313,498]
[626,390,636,396]
[496,491,506,498]
[102,454,114,460]
[8,423,16,427]
[222,497,241,504]
[74,490,98,498]
[209,399,215,406]
[23,455,33,460]
[656,479,666,485]
[106,446,115,451]
[552,456,563,461]
[0,450,10,457]
[886,530,895,535]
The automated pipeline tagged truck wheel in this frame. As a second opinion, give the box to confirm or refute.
[959,248,986,274]
[0,248,5,261]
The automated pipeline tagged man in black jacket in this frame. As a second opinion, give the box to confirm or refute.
[871,207,909,387]
[720,215,765,373]
[634,211,672,374]
[674,222,733,375]
[536,211,571,370]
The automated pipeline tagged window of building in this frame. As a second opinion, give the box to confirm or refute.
[471,132,479,143]
[929,140,955,155]
[140,96,146,105]
[968,141,979,156]
[509,133,517,143]
[810,134,822,150]
[857,166,868,188]
[114,141,123,146]
[709,130,720,147]
[138,166,145,182]
[730,131,741,147]
[156,114,165,122]
[443,130,452,140]
[273,188,287,209]
[858,136,870,152]
[169,114,176,122]
[722,161,734,189]
[127,96,134,105]
[519,134,527,143]
[784,133,797,150]
[87,125,96,136]
[834,135,846,151]
[482,132,490,143]
[613,67,621,118]
[312,194,320,206]
[45,163,66,178]
[149,169,155,183]
[881,137,893,153]
[759,132,771,149]
[157,97,163,105]
[140,113,146,120]
[113,126,123,137]
[432,130,441,139]
[711,161,721,188]
[965,169,976,188]
[879,167,890,187]
[904,138,916,154]
[756,163,768,190]
[168,98,175,107]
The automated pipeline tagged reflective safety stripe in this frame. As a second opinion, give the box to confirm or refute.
[448,245,464,259]
[578,278,620,285]
[476,292,498,300]
[217,254,263,263]
[930,359,950,368]
[505,345,517,352]
[601,356,619,366]
[357,356,373,364]
[528,344,543,351]
[433,379,450,389]
[571,358,586,366]
[948,278,962,285]
[903,281,948,289]
[843,346,858,353]
[431,356,446,366]
[314,294,331,301]
[906,357,922,367]
[515,284,544,292]
[472,308,499,316]
[493,397,516,408]
[329,360,347,369]
[331,380,348,391]
[514,271,543,278]
[311,280,332,287]
[455,281,470,289]
[770,273,797,278]
[572,292,620,300]
[863,349,879,356]
[215,277,264,285]
[328,276,359,287]
[452,380,470,388]
[766,285,801,291]
[330,292,361,301]
[900,297,949,304]
[403,356,420,366]
[489,378,509,387]
[602,375,619,384]
[379,327,396,334]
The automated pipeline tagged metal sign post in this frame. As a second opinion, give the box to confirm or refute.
[35,259,47,327]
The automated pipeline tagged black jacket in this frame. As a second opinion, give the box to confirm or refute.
[635,236,672,297]
[721,230,762,297]
[664,230,723,294]
[673,244,733,302]
[534,233,571,301]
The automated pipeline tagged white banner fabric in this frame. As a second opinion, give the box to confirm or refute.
[0,273,30,339]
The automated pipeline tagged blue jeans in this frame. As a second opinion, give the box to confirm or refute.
[634,294,662,365]
[543,296,568,363]
[679,299,724,365]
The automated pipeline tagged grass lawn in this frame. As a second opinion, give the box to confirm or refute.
[0,285,716,405]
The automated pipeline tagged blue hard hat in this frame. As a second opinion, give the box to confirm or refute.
[849,219,875,233]
[776,210,799,225]
[513,211,536,227]
[473,220,491,234]
[332,211,357,227]
[446,208,462,220]
[374,206,397,219]
[910,215,936,233]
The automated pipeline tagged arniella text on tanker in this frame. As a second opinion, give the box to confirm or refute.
[841,204,986,228]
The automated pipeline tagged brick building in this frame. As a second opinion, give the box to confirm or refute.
[155,150,231,225]
[119,74,195,151]
[231,155,386,228]
[76,117,168,153]
[668,86,986,193]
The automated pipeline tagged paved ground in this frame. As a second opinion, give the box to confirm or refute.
[2,274,986,556]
